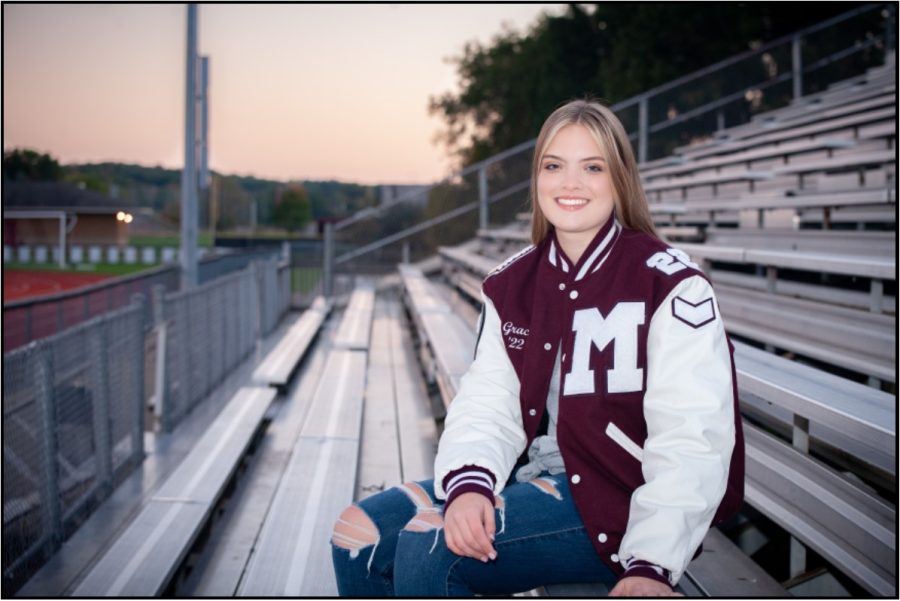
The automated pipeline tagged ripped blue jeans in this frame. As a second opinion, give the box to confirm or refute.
[330,472,618,596]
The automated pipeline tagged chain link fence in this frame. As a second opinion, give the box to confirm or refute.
[3,296,147,590]
[157,258,290,431]
[3,265,177,354]
[3,253,291,590]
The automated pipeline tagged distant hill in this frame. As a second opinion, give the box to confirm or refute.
[60,162,379,229]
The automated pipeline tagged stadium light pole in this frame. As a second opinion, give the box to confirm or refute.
[180,3,199,288]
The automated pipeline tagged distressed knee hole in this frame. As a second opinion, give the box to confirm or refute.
[398,481,433,509]
[403,508,444,533]
[332,505,380,554]
[529,477,563,500]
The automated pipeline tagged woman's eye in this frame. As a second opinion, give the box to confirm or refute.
[543,163,559,171]
[586,164,604,173]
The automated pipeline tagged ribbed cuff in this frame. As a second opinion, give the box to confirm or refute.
[621,559,674,589]
[442,466,496,509]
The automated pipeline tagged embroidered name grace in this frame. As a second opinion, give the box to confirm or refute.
[562,302,645,396]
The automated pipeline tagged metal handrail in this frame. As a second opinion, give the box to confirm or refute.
[323,3,894,294]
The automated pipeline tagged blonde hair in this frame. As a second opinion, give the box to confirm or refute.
[530,99,658,245]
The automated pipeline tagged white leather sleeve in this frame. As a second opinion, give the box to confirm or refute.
[433,292,527,499]
[618,275,735,584]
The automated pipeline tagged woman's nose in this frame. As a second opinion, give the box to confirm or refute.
[562,168,582,189]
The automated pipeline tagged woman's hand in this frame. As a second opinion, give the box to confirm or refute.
[610,576,682,597]
[443,492,497,562]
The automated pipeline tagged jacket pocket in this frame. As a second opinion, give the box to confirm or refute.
[605,422,644,462]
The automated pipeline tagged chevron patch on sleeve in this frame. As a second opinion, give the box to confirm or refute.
[671,296,716,328]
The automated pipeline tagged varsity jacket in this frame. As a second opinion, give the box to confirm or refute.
[433,216,745,587]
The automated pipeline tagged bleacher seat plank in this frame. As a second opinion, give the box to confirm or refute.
[333,281,376,350]
[744,423,896,596]
[252,297,330,387]
[237,436,359,597]
[710,269,895,313]
[679,106,895,161]
[440,245,501,276]
[356,302,403,500]
[543,528,785,597]
[238,349,368,596]
[705,227,896,256]
[685,187,895,213]
[679,528,786,596]
[400,264,477,405]
[74,385,277,596]
[388,311,438,482]
[642,137,856,180]
[772,148,896,176]
[186,341,333,597]
[734,340,895,474]
[298,350,368,440]
[717,286,895,382]
[74,500,210,596]
[679,242,896,279]
[743,249,895,280]
[749,85,895,130]
[734,92,897,141]
[643,169,773,194]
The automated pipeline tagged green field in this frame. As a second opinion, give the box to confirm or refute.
[4,262,157,277]
[129,232,213,248]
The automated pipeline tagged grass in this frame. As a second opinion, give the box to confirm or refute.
[291,266,322,293]
[129,232,213,248]
[4,262,157,277]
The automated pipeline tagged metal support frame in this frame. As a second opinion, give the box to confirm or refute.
[180,4,199,289]
[792,36,803,100]
[151,285,167,430]
[90,322,113,495]
[478,165,489,230]
[323,223,334,297]
[638,98,649,164]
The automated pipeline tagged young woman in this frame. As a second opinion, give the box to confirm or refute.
[331,99,744,597]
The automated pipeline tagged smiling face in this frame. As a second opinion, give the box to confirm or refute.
[536,123,615,262]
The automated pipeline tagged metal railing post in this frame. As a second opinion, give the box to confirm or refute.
[792,36,803,100]
[478,165,489,230]
[152,285,171,432]
[252,261,263,346]
[90,315,113,495]
[638,97,649,164]
[36,342,62,547]
[323,222,334,298]
[131,294,147,459]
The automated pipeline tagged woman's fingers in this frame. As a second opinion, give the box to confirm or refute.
[443,493,497,561]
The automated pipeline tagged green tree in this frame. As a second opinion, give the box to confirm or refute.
[2,148,63,181]
[273,185,312,233]
[430,3,862,167]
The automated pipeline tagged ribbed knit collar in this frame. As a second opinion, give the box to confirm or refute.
[547,215,622,282]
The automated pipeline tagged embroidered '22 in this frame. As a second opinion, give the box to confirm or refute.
[507,337,525,350]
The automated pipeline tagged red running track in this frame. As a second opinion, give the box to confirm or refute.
[4,270,112,303]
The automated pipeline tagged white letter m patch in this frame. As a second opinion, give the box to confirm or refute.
[563,303,645,396]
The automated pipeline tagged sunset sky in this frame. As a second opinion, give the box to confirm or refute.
[3,4,564,185]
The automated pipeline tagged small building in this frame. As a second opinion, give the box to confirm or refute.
[3,181,130,247]
[2,181,135,266]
